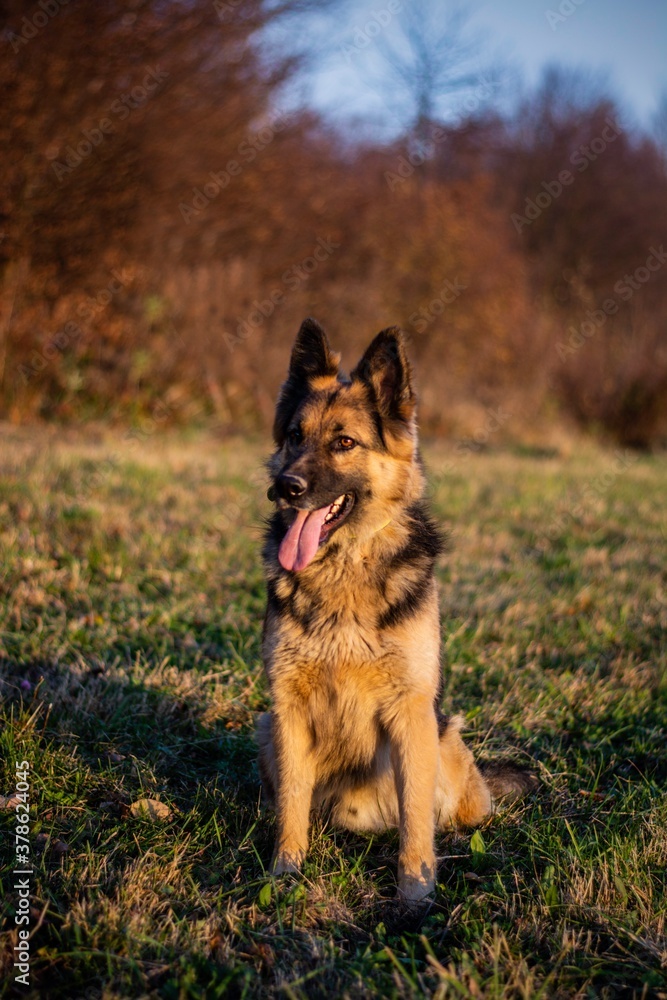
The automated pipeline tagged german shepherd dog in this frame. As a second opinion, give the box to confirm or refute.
[258,319,534,901]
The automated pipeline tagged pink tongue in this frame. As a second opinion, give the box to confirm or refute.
[278,505,331,572]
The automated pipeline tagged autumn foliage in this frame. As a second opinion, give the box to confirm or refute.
[1,3,666,445]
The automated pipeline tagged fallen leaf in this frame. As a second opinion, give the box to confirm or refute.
[130,798,172,821]
[257,881,272,907]
[470,830,486,855]
[0,795,22,810]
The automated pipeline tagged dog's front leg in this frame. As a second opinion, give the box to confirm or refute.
[388,696,439,901]
[271,710,315,875]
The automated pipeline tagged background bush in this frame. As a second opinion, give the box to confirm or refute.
[2,1,666,446]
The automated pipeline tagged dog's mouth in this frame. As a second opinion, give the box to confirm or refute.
[322,491,355,531]
[278,493,355,572]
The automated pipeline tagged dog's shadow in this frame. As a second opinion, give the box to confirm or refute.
[0,654,267,848]
[6,651,658,924]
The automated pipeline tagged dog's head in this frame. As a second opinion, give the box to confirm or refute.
[268,318,421,572]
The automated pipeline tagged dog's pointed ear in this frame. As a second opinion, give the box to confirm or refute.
[351,327,415,424]
[273,318,340,443]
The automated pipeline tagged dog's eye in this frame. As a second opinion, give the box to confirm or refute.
[287,427,303,446]
[335,436,356,451]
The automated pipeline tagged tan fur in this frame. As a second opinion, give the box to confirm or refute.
[259,323,507,901]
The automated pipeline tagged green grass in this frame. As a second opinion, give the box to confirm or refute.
[0,427,665,998]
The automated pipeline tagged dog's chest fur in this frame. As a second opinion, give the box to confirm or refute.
[263,503,441,667]
[262,508,443,775]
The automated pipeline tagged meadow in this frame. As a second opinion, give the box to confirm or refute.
[0,426,665,998]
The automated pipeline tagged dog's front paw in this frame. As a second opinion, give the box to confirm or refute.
[271,849,305,875]
[397,857,435,902]
[397,874,435,902]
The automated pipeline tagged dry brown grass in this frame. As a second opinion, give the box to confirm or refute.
[0,426,665,997]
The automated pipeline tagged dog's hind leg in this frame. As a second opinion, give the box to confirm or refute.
[434,715,492,830]
[434,715,538,828]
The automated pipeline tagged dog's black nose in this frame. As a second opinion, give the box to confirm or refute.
[276,473,308,501]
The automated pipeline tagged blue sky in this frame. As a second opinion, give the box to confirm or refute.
[290,0,667,136]
[472,0,667,121]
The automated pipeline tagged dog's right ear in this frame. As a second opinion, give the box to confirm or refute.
[273,318,340,444]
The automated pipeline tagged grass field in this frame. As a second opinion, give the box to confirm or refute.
[0,426,665,999]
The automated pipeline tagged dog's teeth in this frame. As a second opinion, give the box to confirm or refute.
[324,494,349,527]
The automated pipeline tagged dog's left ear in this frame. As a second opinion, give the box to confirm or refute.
[274,318,340,443]
[351,327,415,424]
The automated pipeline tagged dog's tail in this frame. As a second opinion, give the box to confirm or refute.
[480,760,539,803]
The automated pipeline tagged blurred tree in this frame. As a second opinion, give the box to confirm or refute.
[0,0,328,414]
[1,4,665,445]
[502,67,667,299]
[502,67,667,446]
[0,0,299,288]
[327,0,500,145]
